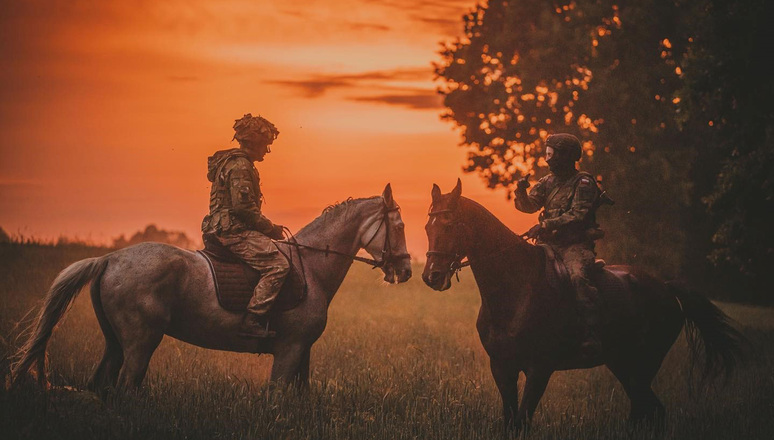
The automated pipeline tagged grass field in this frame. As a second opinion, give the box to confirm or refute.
[1,242,772,439]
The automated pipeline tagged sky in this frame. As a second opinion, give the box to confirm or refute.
[0,0,538,257]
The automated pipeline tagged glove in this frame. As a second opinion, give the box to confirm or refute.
[516,177,531,191]
[268,224,285,240]
[525,223,543,240]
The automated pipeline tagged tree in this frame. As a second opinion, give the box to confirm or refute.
[435,0,691,276]
[676,0,774,302]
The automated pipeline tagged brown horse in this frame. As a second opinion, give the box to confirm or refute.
[422,179,745,431]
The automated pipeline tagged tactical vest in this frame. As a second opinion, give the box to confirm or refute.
[539,171,601,245]
[202,150,264,235]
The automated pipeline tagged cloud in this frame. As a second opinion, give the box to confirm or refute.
[349,91,443,110]
[267,67,432,98]
[277,7,391,34]
[365,0,472,33]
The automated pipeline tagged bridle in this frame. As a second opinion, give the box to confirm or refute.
[279,202,411,269]
[425,208,471,280]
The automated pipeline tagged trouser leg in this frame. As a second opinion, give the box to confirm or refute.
[246,252,290,315]
[218,230,290,316]
[561,245,601,354]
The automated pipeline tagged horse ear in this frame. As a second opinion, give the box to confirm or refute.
[431,183,441,201]
[382,183,394,206]
[450,178,462,201]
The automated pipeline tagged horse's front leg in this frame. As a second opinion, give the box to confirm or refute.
[515,367,553,430]
[489,357,520,431]
[270,341,309,388]
[293,346,311,390]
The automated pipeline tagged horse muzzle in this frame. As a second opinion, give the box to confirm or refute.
[422,269,452,291]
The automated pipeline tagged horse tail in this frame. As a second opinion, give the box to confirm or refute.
[667,281,747,384]
[8,256,109,388]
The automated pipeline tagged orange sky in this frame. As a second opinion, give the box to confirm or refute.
[0,0,537,257]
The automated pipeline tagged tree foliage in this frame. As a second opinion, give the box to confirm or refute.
[435,0,773,300]
[435,0,690,276]
[676,0,774,301]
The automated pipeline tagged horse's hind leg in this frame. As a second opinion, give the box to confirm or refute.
[88,341,123,399]
[115,329,163,392]
[88,281,123,399]
[607,361,665,424]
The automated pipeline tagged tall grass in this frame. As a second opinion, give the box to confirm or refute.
[1,242,772,439]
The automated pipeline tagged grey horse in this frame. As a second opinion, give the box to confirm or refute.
[10,184,411,396]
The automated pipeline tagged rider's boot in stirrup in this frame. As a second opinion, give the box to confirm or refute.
[237,312,276,338]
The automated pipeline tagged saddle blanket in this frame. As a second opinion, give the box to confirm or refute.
[197,244,305,313]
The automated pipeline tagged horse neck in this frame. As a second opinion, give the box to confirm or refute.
[459,198,539,318]
[292,198,382,304]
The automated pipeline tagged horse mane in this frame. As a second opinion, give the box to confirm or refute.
[459,196,525,246]
[296,196,382,237]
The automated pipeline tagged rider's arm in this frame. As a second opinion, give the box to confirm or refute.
[514,177,548,213]
[541,175,597,231]
[226,159,276,234]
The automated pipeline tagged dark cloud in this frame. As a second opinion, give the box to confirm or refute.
[267,67,432,98]
[345,22,391,32]
[277,8,391,33]
[365,0,472,34]
[349,91,443,110]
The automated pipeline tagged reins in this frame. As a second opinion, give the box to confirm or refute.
[277,204,410,269]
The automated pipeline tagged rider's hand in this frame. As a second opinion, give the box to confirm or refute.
[525,223,543,240]
[516,177,531,191]
[268,224,285,240]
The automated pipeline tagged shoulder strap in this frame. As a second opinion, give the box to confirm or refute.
[563,171,599,211]
[215,150,250,184]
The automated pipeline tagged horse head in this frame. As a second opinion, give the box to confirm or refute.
[423,178,468,291]
[363,183,412,284]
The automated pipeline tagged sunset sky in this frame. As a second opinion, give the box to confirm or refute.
[0,0,537,257]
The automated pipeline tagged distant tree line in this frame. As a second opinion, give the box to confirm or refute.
[435,0,773,303]
[0,224,195,250]
[112,224,195,249]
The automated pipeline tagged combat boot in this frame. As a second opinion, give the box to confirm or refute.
[237,312,276,338]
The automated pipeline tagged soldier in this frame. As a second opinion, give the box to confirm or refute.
[513,133,605,358]
[202,113,290,338]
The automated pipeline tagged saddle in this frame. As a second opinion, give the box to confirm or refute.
[538,244,605,294]
[197,235,306,313]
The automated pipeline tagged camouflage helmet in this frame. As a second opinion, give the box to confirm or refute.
[545,133,582,161]
[232,113,280,143]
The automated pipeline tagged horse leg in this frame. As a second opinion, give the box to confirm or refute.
[88,342,123,399]
[515,367,553,429]
[607,362,665,424]
[292,347,311,391]
[115,330,163,392]
[88,281,123,399]
[489,358,520,431]
[270,342,308,388]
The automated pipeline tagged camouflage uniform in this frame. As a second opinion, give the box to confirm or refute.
[515,169,602,354]
[202,148,289,317]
